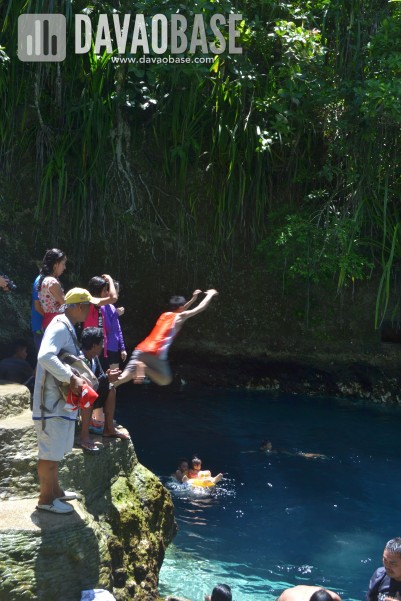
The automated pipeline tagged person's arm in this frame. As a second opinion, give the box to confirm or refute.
[0,276,8,290]
[96,274,118,306]
[116,318,127,361]
[48,281,65,307]
[298,452,328,459]
[34,299,45,317]
[38,324,75,383]
[106,368,121,383]
[176,289,218,325]
[182,289,202,310]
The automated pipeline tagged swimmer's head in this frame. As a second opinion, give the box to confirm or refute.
[211,584,232,601]
[309,590,333,601]
[178,458,189,472]
[169,295,187,310]
[191,456,202,469]
[259,440,272,452]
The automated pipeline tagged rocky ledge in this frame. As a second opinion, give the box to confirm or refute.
[0,381,176,601]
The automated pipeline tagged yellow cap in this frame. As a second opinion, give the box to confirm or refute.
[64,287,101,306]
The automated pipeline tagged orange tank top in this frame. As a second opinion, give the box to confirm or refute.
[136,312,178,359]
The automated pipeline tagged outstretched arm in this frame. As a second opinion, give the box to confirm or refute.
[176,289,218,324]
[182,289,202,310]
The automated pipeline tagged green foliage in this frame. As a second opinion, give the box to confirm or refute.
[1,0,401,324]
[258,207,373,287]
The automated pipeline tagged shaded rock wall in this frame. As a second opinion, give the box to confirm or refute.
[172,349,401,404]
[0,381,176,601]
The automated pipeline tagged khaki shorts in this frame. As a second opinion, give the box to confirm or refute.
[126,349,172,379]
[34,418,75,461]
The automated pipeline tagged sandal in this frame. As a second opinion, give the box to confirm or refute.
[36,499,74,514]
[80,441,102,453]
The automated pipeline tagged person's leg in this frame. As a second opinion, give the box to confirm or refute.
[117,351,173,386]
[102,388,130,439]
[199,470,212,478]
[93,360,118,421]
[35,419,76,509]
[80,407,102,449]
[103,388,116,435]
[33,331,43,353]
[91,407,105,424]
[37,459,59,505]
[136,353,173,386]
[211,473,223,484]
[140,364,172,385]
[80,407,92,442]
[116,351,137,386]
[91,376,111,426]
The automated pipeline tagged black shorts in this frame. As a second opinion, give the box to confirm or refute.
[106,350,120,365]
[100,350,121,371]
[93,378,112,409]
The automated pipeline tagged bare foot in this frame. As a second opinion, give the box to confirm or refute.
[133,361,146,384]
[103,428,130,440]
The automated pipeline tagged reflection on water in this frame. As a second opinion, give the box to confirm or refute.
[117,387,401,601]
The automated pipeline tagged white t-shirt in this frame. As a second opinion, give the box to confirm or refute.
[32,315,81,421]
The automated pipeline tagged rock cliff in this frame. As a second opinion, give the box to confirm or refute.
[0,382,177,601]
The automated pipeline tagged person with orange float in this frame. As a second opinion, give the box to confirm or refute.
[188,456,223,486]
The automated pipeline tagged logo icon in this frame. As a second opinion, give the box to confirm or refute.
[18,14,66,62]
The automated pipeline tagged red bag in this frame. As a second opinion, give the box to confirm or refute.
[65,383,98,412]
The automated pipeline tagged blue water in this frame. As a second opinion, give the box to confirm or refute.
[117,386,401,601]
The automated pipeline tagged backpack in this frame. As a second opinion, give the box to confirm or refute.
[57,351,98,402]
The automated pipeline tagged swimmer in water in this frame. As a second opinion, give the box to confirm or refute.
[259,440,327,459]
[174,458,189,483]
[277,586,341,601]
[188,456,223,484]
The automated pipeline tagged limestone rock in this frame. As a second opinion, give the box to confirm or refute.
[0,380,177,601]
[0,381,30,419]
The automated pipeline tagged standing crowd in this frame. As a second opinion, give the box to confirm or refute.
[27,248,218,516]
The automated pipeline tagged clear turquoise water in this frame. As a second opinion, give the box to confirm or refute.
[117,387,401,601]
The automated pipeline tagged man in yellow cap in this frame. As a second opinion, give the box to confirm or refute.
[32,287,101,514]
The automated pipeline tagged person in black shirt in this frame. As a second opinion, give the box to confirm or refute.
[0,339,34,392]
[367,538,401,601]
[79,327,130,452]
